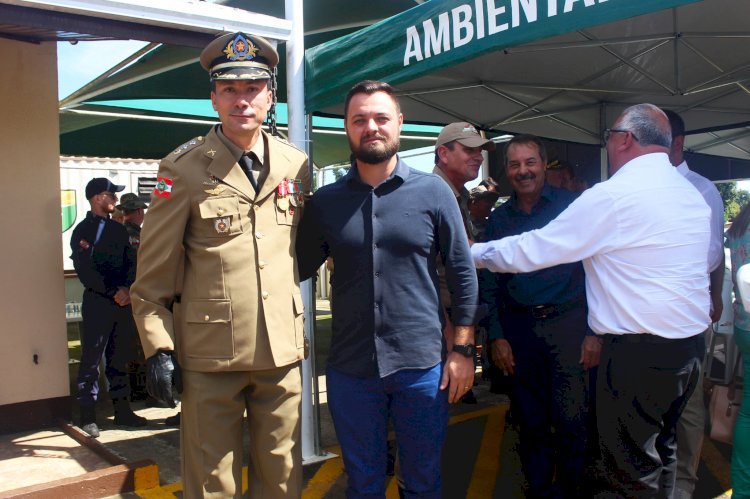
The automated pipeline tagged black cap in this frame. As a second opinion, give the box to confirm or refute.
[116,193,148,212]
[200,32,278,81]
[85,178,125,200]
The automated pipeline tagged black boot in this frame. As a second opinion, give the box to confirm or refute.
[164,412,181,426]
[79,405,100,438]
[112,398,147,427]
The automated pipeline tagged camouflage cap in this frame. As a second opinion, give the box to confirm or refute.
[116,193,148,212]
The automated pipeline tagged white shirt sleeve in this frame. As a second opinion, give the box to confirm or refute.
[472,185,618,273]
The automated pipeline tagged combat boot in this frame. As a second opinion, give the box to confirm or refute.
[79,404,100,438]
[112,398,147,427]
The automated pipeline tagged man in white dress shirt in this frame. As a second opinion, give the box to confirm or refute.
[665,109,725,499]
[471,103,711,497]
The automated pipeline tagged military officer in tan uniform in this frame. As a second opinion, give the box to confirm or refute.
[130,32,310,498]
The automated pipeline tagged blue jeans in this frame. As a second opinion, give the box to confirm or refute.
[327,363,448,499]
[732,327,750,498]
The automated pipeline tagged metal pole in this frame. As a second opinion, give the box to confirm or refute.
[285,0,332,464]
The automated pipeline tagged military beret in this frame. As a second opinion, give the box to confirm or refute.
[200,32,279,81]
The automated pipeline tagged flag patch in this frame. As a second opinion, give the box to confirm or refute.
[154,177,173,198]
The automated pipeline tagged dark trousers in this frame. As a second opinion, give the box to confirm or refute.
[504,304,590,498]
[595,333,703,498]
[76,289,136,406]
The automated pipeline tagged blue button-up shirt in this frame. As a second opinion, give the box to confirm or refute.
[297,158,479,377]
[479,184,586,339]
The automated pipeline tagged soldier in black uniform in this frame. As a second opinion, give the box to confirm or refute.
[116,193,153,404]
[70,178,147,438]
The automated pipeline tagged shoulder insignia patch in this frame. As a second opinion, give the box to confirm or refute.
[171,136,204,160]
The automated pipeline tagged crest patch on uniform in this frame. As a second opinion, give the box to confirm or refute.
[154,177,173,198]
[79,239,91,250]
[214,217,231,234]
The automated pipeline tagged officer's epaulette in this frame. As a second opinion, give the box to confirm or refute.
[170,136,205,161]
[269,134,306,154]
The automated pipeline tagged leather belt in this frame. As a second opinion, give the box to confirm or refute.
[604,332,700,345]
[509,299,581,321]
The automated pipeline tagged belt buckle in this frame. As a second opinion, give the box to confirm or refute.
[532,304,555,320]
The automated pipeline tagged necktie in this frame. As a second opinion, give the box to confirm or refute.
[239,154,259,192]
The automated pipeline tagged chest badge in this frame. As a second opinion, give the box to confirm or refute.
[214,217,231,234]
[204,185,227,196]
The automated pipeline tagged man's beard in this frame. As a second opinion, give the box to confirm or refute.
[349,134,400,164]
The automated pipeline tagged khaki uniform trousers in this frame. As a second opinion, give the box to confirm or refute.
[180,364,302,498]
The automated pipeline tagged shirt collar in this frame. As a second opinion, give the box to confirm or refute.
[615,152,672,177]
[506,183,553,211]
[216,125,266,165]
[345,155,410,185]
[432,165,463,198]
[675,160,690,175]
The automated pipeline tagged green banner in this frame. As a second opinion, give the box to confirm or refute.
[305,0,700,111]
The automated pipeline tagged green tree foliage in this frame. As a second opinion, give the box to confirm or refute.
[718,182,750,222]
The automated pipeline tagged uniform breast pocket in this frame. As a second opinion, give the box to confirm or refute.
[274,195,302,227]
[198,196,244,237]
[182,299,234,359]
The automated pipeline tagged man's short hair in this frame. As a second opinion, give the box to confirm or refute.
[662,109,685,139]
[434,141,456,164]
[344,80,400,118]
[503,134,548,166]
[618,104,672,148]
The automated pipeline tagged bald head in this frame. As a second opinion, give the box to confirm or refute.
[606,103,672,174]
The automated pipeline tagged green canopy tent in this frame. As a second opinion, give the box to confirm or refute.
[58,0,432,165]
[60,99,441,165]
[304,0,750,182]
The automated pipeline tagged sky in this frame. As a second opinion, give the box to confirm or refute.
[57,40,148,99]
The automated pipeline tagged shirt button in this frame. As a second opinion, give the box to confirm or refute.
[262,291,269,300]
[254,205,260,211]
[217,208,225,216]
[204,315,210,321]
[259,260,266,268]
[375,272,381,278]
[256,232,264,239]
[374,303,379,309]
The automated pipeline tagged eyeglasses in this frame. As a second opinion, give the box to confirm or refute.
[603,128,639,143]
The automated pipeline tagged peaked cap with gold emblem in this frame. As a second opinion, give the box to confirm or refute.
[200,32,279,81]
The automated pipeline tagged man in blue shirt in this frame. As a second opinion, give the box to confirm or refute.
[479,135,600,498]
[297,80,479,498]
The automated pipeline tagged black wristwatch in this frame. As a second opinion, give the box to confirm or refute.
[452,344,476,358]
